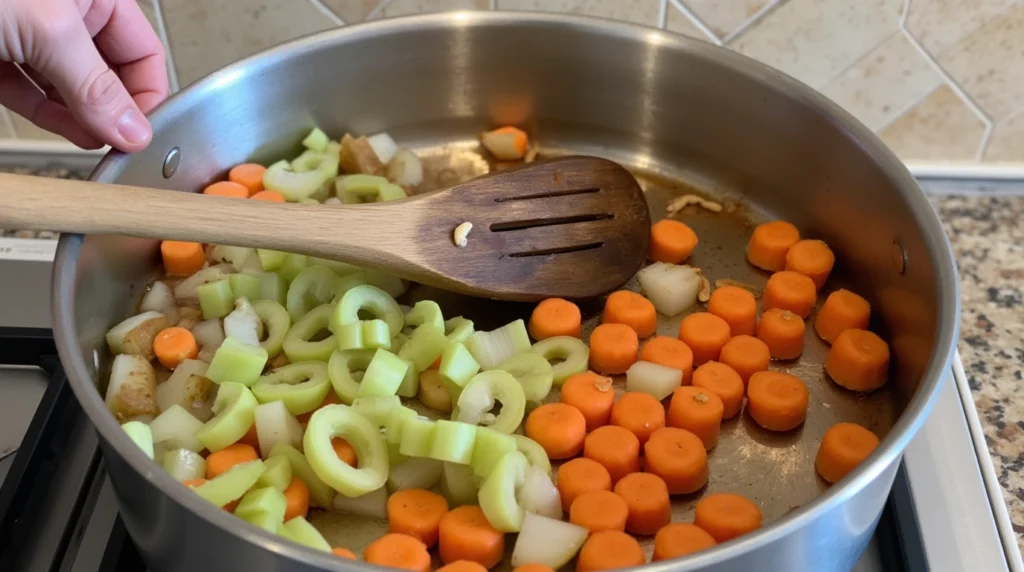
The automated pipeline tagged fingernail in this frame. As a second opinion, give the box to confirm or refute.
[116,108,151,146]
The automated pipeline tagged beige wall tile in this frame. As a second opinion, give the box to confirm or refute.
[905,0,1018,56]
[728,0,903,89]
[496,0,662,28]
[680,0,774,39]
[937,3,1024,120]
[320,0,382,23]
[985,109,1024,162]
[880,85,986,161]
[373,0,490,19]
[0,109,15,139]
[665,5,713,41]
[821,32,942,131]
[161,0,337,87]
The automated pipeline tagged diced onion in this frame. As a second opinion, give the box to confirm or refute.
[192,318,225,351]
[387,456,442,492]
[518,465,561,519]
[466,319,531,370]
[148,404,205,452]
[255,400,304,458]
[511,513,588,569]
[162,448,206,482]
[367,133,399,164]
[224,298,263,347]
[637,262,701,316]
[140,281,178,324]
[332,485,389,519]
[625,360,683,401]
[208,245,257,272]
[174,264,233,301]
[387,148,423,187]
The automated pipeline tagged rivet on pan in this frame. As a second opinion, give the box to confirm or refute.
[891,240,907,275]
[162,147,180,179]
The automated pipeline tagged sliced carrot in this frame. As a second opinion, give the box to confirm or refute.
[561,371,615,432]
[557,457,612,512]
[223,499,241,513]
[815,289,871,344]
[437,561,489,572]
[238,422,260,448]
[481,126,529,160]
[815,422,881,484]
[642,427,708,495]
[762,271,817,319]
[332,547,357,559]
[513,565,555,572]
[756,308,805,360]
[296,390,343,426]
[785,239,835,290]
[364,532,432,572]
[691,361,744,420]
[746,220,800,272]
[583,425,641,484]
[718,335,770,385]
[153,326,199,370]
[160,240,206,277]
[746,371,808,431]
[229,163,267,195]
[569,489,630,534]
[640,336,694,384]
[205,443,258,479]
[693,493,762,543]
[609,391,665,446]
[666,386,724,450]
[649,219,699,264]
[602,291,657,338]
[576,530,645,572]
[387,488,450,547]
[438,505,505,568]
[588,323,640,375]
[332,437,358,467]
[283,477,310,521]
[677,312,731,366]
[182,478,207,488]
[706,285,757,337]
[612,472,671,535]
[525,402,587,460]
[250,190,286,203]
[652,523,717,561]
[529,298,582,340]
[203,180,250,199]
[824,329,890,392]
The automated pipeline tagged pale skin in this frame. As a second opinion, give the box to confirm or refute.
[0,0,168,152]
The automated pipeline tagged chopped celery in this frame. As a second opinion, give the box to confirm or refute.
[255,271,288,305]
[304,404,389,497]
[121,421,154,459]
[388,441,407,466]
[442,462,479,507]
[193,459,266,507]
[398,417,436,458]
[286,266,341,321]
[327,349,375,404]
[206,337,269,386]
[439,342,481,395]
[277,254,309,283]
[445,317,475,344]
[282,304,335,363]
[357,349,408,398]
[174,264,232,301]
[252,299,291,358]
[302,127,330,152]
[279,516,331,552]
[331,273,368,303]
[396,357,419,398]
[398,324,447,372]
[208,245,256,272]
[241,511,279,533]
[377,182,407,201]
[309,257,361,277]
[257,249,288,272]
[149,404,204,452]
[363,270,408,299]
[513,434,552,476]
[530,336,590,385]
[332,285,404,338]
[269,443,334,507]
[405,301,445,335]
[390,331,409,354]
[495,352,554,402]
[197,382,258,452]
[466,319,531,370]
[430,420,477,465]
[252,361,331,415]
[229,274,262,303]
[254,399,304,457]
[162,448,206,482]
[478,450,528,532]
[263,157,339,202]
[337,174,389,203]
[387,457,443,493]
[256,455,293,491]
[455,370,526,434]
[385,406,417,447]
[470,427,517,479]
[197,280,234,319]
[325,141,341,156]
[351,395,402,427]
[235,486,287,522]
[360,319,392,350]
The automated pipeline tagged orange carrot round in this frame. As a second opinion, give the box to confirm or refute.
[576,530,645,572]
[205,443,258,479]
[609,391,665,446]
[238,422,260,448]
[332,437,358,467]
[588,323,639,375]
[583,425,641,484]
[718,335,770,385]
[529,298,583,340]
[525,402,587,460]
[649,219,699,264]
[691,361,745,419]
[387,488,450,548]
[514,565,555,572]
[203,180,250,199]
[641,336,694,384]
[785,239,835,290]
[332,547,357,559]
[707,285,757,337]
[666,386,724,449]
[762,271,817,319]
[602,290,657,338]
[229,163,267,195]
[815,289,871,344]
[569,489,630,533]
[612,472,671,535]
[677,312,731,366]
[250,190,286,203]
[642,427,708,495]
[746,371,809,431]
[438,505,505,568]
[153,327,199,370]
[160,240,206,277]
[652,523,717,561]
[561,371,616,432]
[283,476,310,521]
[557,458,613,512]
[824,329,890,392]
[815,422,881,484]
[756,308,805,360]
[746,220,800,272]
[437,561,489,572]
[693,493,762,543]
[364,533,432,572]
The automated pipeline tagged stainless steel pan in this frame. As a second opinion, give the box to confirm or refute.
[50,11,959,572]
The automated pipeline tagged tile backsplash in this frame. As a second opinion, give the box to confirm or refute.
[4,0,1024,164]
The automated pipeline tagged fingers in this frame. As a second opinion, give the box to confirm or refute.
[92,0,168,113]
[0,62,103,149]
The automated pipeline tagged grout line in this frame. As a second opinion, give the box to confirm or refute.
[722,0,785,44]
[874,83,941,133]
[366,0,393,21]
[657,0,668,29]
[976,123,994,162]
[900,0,910,29]
[0,109,17,139]
[309,0,345,25]
[816,31,896,91]
[668,0,722,45]
[151,0,180,93]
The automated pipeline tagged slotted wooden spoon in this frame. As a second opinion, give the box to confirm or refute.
[0,156,650,301]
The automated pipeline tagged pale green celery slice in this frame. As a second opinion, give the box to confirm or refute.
[229,274,261,303]
[309,257,361,277]
[235,486,287,522]
[441,462,479,507]
[304,404,388,497]
[405,301,445,335]
[385,406,417,446]
[252,299,291,358]
[268,443,334,507]
[332,285,404,337]
[363,270,408,299]
[430,419,477,465]
[331,273,368,304]
[529,336,590,385]
[277,253,309,283]
[398,417,436,458]
[279,516,331,552]
[197,279,234,319]
[302,127,329,152]
[206,337,269,386]
[444,317,475,345]
[351,395,402,427]
[122,421,153,459]
[257,249,288,271]
[282,304,335,363]
[162,448,206,482]
[466,319,531,370]
[495,352,554,402]
[455,370,526,434]
[193,459,265,507]
[513,434,552,476]
[327,349,375,404]
[325,141,341,156]
[477,450,528,532]
[357,349,408,398]
[388,441,407,466]
[241,511,279,533]
[396,357,419,398]
[255,271,288,306]
[439,342,480,396]
[470,426,517,479]
[398,324,447,372]
[263,158,338,202]
[197,382,258,452]
[292,152,324,173]
[361,319,392,350]
[256,455,293,492]
[377,182,407,202]
[333,322,363,352]
[252,361,331,415]
[337,174,389,203]
[286,265,341,322]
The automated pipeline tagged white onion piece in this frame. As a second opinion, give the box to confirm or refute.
[105,354,158,420]
[332,486,388,519]
[224,298,263,347]
[140,281,178,325]
[517,465,561,519]
[162,448,206,482]
[174,264,233,300]
[387,148,423,187]
[637,262,701,316]
[254,400,304,458]
[367,133,399,164]
[625,361,683,402]
[481,131,526,161]
[156,359,214,420]
[197,347,216,364]
[191,319,225,351]
[466,321,530,370]
[387,457,443,492]
[148,404,204,452]
[105,311,168,357]
[511,513,588,569]
[208,245,256,272]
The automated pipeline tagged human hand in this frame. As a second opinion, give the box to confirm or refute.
[0,0,169,152]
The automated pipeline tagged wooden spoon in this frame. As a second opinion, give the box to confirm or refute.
[0,155,650,301]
